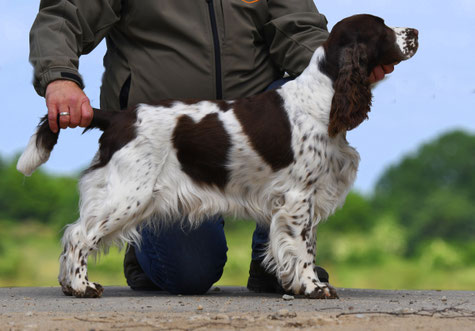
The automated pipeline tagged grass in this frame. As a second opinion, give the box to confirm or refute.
[1,220,474,291]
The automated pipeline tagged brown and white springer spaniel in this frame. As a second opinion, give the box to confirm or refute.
[17,14,418,299]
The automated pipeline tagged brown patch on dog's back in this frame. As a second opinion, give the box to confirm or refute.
[172,113,231,188]
[233,90,294,171]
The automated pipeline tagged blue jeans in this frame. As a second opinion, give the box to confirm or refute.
[134,77,292,294]
[135,216,228,294]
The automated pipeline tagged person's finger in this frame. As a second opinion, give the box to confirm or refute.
[382,64,395,74]
[79,98,94,127]
[369,71,376,83]
[58,104,70,129]
[47,103,59,133]
[69,95,82,129]
[372,65,385,82]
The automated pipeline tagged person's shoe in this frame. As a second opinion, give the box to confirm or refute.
[123,245,162,291]
[247,260,286,293]
[246,260,329,293]
[315,265,329,283]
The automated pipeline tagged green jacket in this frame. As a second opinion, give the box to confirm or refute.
[30,0,329,110]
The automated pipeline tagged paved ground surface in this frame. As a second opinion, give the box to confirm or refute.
[1,286,474,330]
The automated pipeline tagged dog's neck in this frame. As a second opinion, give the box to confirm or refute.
[278,47,335,131]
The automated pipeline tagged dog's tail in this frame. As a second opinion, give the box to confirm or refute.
[17,108,117,176]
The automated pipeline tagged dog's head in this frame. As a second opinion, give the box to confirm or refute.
[320,14,419,137]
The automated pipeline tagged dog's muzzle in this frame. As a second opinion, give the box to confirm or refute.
[392,27,419,60]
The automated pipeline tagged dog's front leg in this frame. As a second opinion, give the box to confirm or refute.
[303,224,338,299]
[263,191,338,299]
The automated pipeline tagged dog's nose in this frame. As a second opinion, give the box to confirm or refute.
[405,28,419,45]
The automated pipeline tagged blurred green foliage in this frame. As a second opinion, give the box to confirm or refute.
[0,130,474,289]
[0,155,79,230]
[373,130,475,246]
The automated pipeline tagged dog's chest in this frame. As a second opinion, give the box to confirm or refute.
[291,125,359,218]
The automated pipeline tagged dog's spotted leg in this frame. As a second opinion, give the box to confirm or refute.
[58,151,159,298]
[58,223,104,298]
[263,191,338,299]
[301,223,338,299]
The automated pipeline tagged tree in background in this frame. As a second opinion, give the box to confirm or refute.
[372,130,475,252]
[0,156,79,229]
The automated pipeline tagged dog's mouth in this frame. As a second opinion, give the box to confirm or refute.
[392,27,419,60]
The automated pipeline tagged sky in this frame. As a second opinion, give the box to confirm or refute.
[0,0,474,193]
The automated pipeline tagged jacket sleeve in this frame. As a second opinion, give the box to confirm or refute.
[263,0,329,77]
[29,0,121,96]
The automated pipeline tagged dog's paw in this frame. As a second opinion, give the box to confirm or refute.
[72,282,104,298]
[60,283,73,296]
[305,282,338,299]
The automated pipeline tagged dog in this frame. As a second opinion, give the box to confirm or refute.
[17,14,418,299]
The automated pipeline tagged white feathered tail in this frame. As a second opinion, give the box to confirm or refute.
[17,110,114,176]
[17,116,59,176]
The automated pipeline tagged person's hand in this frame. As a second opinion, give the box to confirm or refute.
[45,80,94,133]
[369,64,396,84]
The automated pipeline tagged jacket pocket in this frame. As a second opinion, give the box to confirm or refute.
[119,74,131,110]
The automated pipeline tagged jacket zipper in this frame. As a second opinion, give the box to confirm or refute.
[206,0,223,100]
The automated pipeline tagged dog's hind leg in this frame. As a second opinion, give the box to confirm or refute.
[58,153,159,298]
[58,221,105,298]
[263,191,338,299]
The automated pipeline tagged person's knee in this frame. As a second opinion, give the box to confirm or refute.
[168,261,225,294]
[166,233,228,294]
[136,247,226,294]
[137,217,228,295]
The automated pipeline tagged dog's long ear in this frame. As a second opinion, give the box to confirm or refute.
[328,43,372,137]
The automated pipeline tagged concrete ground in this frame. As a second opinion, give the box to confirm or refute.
[1,286,474,330]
